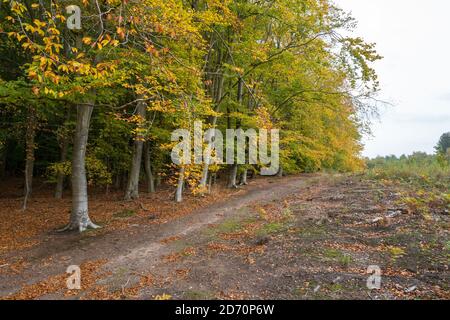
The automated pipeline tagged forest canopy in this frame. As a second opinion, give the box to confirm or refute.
[0,0,381,231]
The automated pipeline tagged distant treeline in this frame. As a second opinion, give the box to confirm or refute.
[365,132,450,190]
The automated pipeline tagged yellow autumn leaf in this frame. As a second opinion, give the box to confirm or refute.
[82,37,92,45]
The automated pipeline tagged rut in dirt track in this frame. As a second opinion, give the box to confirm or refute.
[106,175,315,271]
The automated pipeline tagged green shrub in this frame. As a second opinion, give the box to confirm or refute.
[365,153,450,191]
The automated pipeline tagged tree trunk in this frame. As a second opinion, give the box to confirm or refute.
[124,99,147,200]
[277,166,283,177]
[54,139,69,199]
[55,108,72,199]
[199,61,225,189]
[226,78,243,190]
[208,172,213,193]
[0,143,6,178]
[114,173,121,190]
[61,104,99,232]
[175,167,185,203]
[122,172,128,190]
[156,174,161,187]
[55,128,70,199]
[22,107,37,211]
[228,164,238,189]
[239,169,248,185]
[208,172,216,193]
[144,142,155,193]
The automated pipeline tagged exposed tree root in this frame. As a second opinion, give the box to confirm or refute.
[57,210,101,233]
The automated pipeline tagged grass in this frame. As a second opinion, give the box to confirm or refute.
[329,283,344,293]
[256,222,286,236]
[203,212,257,238]
[217,219,245,233]
[445,241,450,252]
[203,218,244,238]
[385,232,418,246]
[388,246,406,261]
[183,290,213,300]
[322,248,353,267]
[113,209,136,219]
[299,224,328,240]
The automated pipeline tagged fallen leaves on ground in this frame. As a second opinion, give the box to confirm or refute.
[6,259,107,300]
[0,181,245,256]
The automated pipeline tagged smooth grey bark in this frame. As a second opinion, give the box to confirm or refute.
[57,31,99,231]
[227,164,238,189]
[175,167,185,203]
[124,99,147,200]
[60,104,99,232]
[22,107,37,211]
[239,169,248,185]
[144,142,155,193]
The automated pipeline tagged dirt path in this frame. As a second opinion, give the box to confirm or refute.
[0,175,316,299]
[1,174,448,300]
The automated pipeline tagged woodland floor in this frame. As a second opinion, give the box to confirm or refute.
[0,174,448,300]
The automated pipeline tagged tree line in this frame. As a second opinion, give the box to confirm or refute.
[366,133,450,191]
[0,0,381,231]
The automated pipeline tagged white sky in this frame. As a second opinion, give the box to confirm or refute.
[337,0,450,158]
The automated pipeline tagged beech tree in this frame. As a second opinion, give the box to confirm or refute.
[0,0,382,231]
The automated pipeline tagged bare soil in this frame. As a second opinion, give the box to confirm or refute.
[0,174,448,300]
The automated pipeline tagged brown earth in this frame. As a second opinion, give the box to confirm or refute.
[0,174,448,300]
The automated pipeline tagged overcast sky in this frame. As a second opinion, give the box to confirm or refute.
[337,0,450,158]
